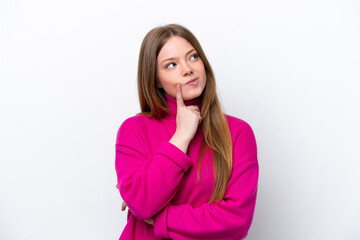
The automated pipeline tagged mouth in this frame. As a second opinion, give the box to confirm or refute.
[186,77,198,84]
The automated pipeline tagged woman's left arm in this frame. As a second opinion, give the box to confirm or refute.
[152,121,259,240]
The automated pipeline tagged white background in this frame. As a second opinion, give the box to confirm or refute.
[1,0,359,239]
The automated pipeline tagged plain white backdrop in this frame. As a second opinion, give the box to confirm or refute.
[1,0,359,239]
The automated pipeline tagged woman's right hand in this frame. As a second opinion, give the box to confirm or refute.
[174,83,202,143]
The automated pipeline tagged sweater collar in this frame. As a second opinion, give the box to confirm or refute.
[164,91,203,117]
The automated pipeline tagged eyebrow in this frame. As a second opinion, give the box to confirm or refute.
[160,48,196,64]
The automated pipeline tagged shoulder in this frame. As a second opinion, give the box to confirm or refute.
[118,114,147,127]
[224,114,258,165]
[224,114,255,137]
[119,113,155,129]
[224,114,257,152]
[116,115,151,142]
[118,115,141,131]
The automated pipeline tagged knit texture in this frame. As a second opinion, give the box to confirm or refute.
[115,92,259,239]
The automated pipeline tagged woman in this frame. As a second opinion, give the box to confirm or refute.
[115,23,259,239]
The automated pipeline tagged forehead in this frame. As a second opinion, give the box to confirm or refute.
[157,36,194,61]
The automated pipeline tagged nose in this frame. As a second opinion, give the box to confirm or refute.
[181,62,193,76]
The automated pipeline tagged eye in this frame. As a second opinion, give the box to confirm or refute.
[166,62,176,69]
[190,53,198,61]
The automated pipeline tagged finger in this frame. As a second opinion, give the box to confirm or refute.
[176,84,185,108]
[187,105,200,112]
[121,201,127,211]
[144,218,154,225]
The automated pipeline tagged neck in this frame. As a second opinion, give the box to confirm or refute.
[164,92,203,118]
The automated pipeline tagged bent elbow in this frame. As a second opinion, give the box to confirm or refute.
[128,208,155,221]
[119,184,158,221]
[225,212,254,240]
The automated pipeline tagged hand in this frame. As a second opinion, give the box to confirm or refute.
[116,184,153,225]
[174,83,202,142]
[144,218,154,225]
[121,200,127,211]
[116,184,128,211]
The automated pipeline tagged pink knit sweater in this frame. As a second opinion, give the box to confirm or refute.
[115,92,259,240]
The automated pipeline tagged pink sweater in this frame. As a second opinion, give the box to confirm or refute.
[115,92,259,240]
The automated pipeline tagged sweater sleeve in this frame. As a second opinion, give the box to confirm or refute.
[152,121,259,240]
[115,117,193,220]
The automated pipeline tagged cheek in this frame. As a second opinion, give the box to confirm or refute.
[196,61,206,74]
[157,75,177,93]
[160,71,178,85]
[198,64,206,79]
[157,71,168,83]
[200,68,207,86]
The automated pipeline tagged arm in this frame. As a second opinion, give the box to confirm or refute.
[115,117,192,220]
[152,121,259,240]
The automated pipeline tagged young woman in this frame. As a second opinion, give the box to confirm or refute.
[115,24,259,240]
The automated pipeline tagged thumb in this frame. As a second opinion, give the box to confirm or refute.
[176,83,185,108]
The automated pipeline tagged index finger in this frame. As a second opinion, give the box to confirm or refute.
[176,83,185,108]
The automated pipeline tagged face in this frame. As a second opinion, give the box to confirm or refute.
[156,36,207,101]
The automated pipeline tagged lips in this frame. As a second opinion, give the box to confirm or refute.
[186,77,198,84]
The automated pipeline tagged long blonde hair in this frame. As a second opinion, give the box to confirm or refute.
[136,24,233,203]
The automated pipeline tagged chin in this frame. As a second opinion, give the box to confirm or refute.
[184,89,203,101]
